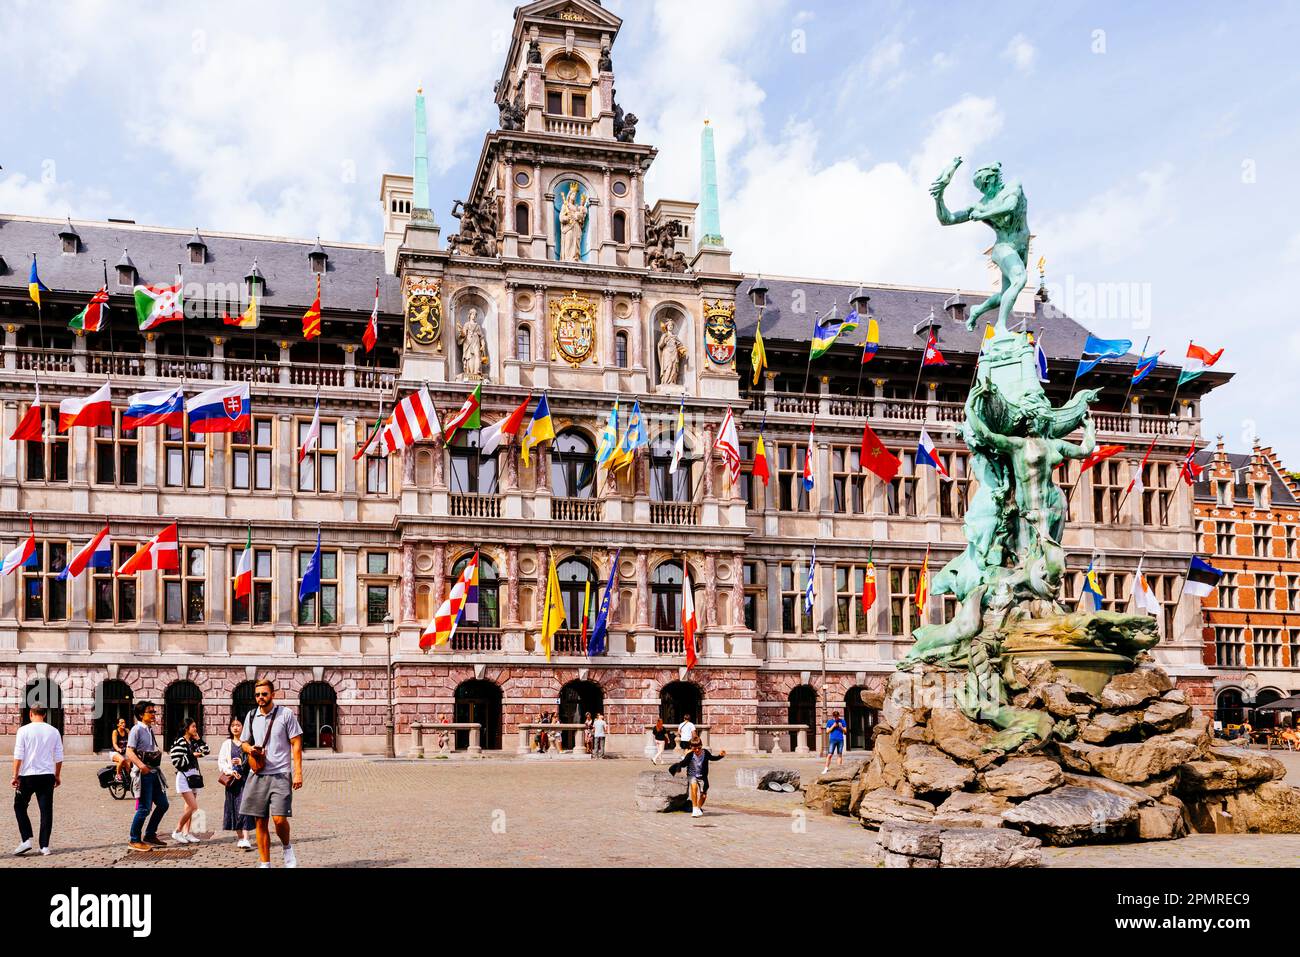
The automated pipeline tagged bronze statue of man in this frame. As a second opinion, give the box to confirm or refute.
[930,157,1029,333]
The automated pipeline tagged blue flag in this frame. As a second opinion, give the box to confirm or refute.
[804,545,816,615]
[1035,339,1049,383]
[298,527,322,602]
[587,547,621,656]
[1075,334,1132,378]
[1132,353,1160,385]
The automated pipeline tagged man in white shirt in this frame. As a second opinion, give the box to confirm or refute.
[11,705,63,856]
[592,712,608,759]
[677,714,696,753]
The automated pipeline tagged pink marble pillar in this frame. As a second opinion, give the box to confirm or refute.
[703,425,715,500]
[401,542,416,622]
[703,553,718,627]
[535,445,550,492]
[432,440,445,490]
[506,545,520,624]
[631,293,644,369]
[432,543,446,607]
[731,554,746,627]
[635,550,650,628]
[402,448,415,488]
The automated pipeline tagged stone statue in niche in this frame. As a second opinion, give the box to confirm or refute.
[457,307,489,381]
[657,315,686,386]
[558,183,590,262]
[644,206,687,272]
[527,38,542,64]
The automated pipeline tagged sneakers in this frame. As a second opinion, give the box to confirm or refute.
[39,848,50,856]
[282,845,297,868]
[13,840,31,856]
[128,841,153,852]
[171,831,187,844]
[236,838,252,850]
[182,833,201,844]
[691,807,703,817]
[257,861,271,868]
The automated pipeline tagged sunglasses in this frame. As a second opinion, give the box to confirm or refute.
[255,692,272,698]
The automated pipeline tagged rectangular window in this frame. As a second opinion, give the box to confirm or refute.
[364,551,392,625]
[546,90,563,114]
[21,541,68,622]
[1058,461,1079,523]
[164,419,207,488]
[298,549,339,626]
[1215,521,1237,556]
[1214,626,1245,668]
[1141,462,1175,526]
[93,410,139,487]
[163,546,206,624]
[1217,572,1237,610]
[834,565,870,636]
[743,561,762,632]
[1254,627,1282,668]
[1254,573,1275,612]
[23,406,69,483]
[776,443,811,513]
[231,416,274,491]
[297,419,338,493]
[1091,460,1123,524]
[1288,575,1300,612]
[779,562,813,635]
[366,454,389,495]
[831,446,865,515]
[888,566,922,637]
[570,93,587,117]
[231,547,274,625]
[91,543,138,623]
[938,451,969,519]
[886,451,917,516]
[1253,523,1272,558]
[1285,525,1298,559]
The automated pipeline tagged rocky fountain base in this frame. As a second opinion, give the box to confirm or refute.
[826,656,1300,859]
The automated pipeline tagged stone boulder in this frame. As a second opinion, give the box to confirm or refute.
[938,827,1043,867]
[979,757,1064,798]
[1061,772,1154,806]
[1176,746,1286,795]
[804,764,863,814]
[1140,699,1192,734]
[1099,667,1173,710]
[1137,798,1188,841]
[929,708,997,762]
[1002,785,1139,845]
[857,788,936,829]
[1182,782,1300,834]
[936,791,1011,816]
[1041,682,1097,719]
[635,770,690,812]
[1066,735,1201,785]
[1078,710,1141,745]
[903,744,975,795]
[758,768,801,792]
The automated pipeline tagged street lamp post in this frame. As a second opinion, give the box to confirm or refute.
[817,625,828,757]
[383,613,396,759]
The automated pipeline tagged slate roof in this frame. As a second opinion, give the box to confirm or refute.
[0,215,400,314]
[1193,450,1298,507]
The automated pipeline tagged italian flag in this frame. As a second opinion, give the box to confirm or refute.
[69,286,109,333]
[134,281,184,331]
[442,383,481,443]
[233,526,253,599]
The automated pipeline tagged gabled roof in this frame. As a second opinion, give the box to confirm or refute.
[1193,450,1298,507]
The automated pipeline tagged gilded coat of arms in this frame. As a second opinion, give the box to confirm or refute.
[549,290,597,366]
[404,276,443,351]
[703,299,737,366]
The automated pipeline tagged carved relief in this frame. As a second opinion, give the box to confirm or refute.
[702,300,736,366]
[404,276,443,351]
[549,290,597,366]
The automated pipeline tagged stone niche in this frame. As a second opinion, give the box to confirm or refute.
[450,290,495,383]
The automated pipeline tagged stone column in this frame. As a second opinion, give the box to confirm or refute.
[503,158,516,233]
[533,163,545,237]
[601,289,615,366]
[630,293,644,369]
[703,425,716,500]
[342,344,356,389]
[431,543,446,608]
[401,543,415,622]
[402,447,415,489]
[703,553,718,627]
[432,440,446,490]
[635,550,650,628]
[731,554,746,627]
[505,545,520,625]
[535,445,550,492]
[506,283,518,360]
[503,444,519,492]
[601,166,613,257]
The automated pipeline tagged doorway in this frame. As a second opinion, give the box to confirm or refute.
[454,679,502,750]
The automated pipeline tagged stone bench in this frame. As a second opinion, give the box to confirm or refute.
[642,724,712,753]
[742,724,812,755]
[516,722,588,755]
[409,722,482,758]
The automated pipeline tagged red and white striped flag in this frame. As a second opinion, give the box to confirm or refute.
[381,387,441,453]
[683,565,698,670]
[117,522,180,575]
[713,406,742,485]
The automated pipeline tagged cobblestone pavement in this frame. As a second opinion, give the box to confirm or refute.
[2,752,1296,868]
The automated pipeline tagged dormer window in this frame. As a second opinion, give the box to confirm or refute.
[58,218,80,254]
[245,262,264,297]
[308,238,328,275]
[116,249,137,288]
[187,228,207,265]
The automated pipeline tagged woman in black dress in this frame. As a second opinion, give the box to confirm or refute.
[218,717,253,850]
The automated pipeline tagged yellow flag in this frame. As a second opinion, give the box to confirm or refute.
[983,322,995,342]
[540,557,565,662]
[751,321,768,386]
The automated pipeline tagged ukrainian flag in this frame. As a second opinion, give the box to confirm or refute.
[28,257,49,307]
[596,400,620,466]
[808,307,843,360]
[520,393,554,467]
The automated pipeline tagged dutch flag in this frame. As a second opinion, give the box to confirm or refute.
[916,429,949,478]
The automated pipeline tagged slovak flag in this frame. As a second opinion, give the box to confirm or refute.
[922,329,947,366]
[803,421,816,493]
[186,382,250,434]
[58,382,113,432]
[58,524,112,580]
[916,429,949,478]
[683,564,699,670]
[2,519,37,576]
[123,387,186,431]
[117,522,180,575]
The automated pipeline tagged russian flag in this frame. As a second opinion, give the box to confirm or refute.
[58,382,113,432]
[916,428,949,478]
[186,382,250,434]
[123,387,185,431]
[59,525,112,580]
[2,522,37,576]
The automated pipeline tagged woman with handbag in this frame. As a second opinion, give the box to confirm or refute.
[218,717,253,850]
[169,719,210,845]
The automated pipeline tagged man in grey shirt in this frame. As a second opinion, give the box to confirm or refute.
[239,678,304,868]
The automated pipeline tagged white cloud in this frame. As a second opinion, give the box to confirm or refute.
[1002,33,1037,73]
[931,51,956,71]
[1036,165,1176,268]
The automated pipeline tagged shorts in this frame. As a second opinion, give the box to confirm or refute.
[175,770,199,794]
[239,772,293,819]
[828,739,844,756]
[687,775,709,795]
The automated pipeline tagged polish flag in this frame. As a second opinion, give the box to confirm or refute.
[58,382,113,432]
[683,566,699,670]
[117,522,180,575]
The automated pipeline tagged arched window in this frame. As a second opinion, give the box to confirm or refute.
[455,679,503,750]
[612,210,627,245]
[449,429,498,495]
[557,558,598,647]
[552,429,596,499]
[516,323,532,362]
[660,680,701,725]
[231,681,257,724]
[93,679,133,751]
[614,331,629,369]
[788,685,817,752]
[1215,688,1244,729]
[514,202,530,236]
[650,431,692,502]
[544,54,592,117]
[22,677,64,735]
[300,681,338,750]
[452,553,500,628]
[164,680,204,741]
[652,560,684,631]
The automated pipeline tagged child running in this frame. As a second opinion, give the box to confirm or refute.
[668,735,726,817]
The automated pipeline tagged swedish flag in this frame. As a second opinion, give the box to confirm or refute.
[28,257,49,308]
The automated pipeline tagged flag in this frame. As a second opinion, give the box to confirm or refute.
[1075,334,1132,378]
[442,383,482,444]
[802,421,816,493]
[540,555,565,662]
[862,557,877,617]
[752,431,770,487]
[1080,560,1104,611]
[588,548,620,657]
[982,323,995,345]
[298,398,322,463]
[579,576,592,650]
[714,406,742,485]
[10,401,43,443]
[302,275,322,339]
[123,387,185,431]
[58,382,112,432]
[519,393,555,467]
[2,519,36,576]
[1177,342,1224,386]
[69,286,109,333]
[480,394,530,456]
[668,397,687,474]
[363,279,379,352]
[683,564,699,669]
[860,421,901,481]
[595,400,620,466]
[420,550,480,649]
[27,258,48,307]
[1035,336,1049,383]
[922,329,947,367]
[914,547,930,615]
[186,382,250,434]
[916,429,948,478]
[1178,441,1204,486]
[1125,435,1159,497]
[233,526,253,599]
[751,322,768,386]
[463,550,480,624]
[381,386,441,453]
[804,544,817,616]
[353,414,385,461]
[297,528,322,602]
[1078,444,1124,475]
[609,400,647,473]
[118,522,179,575]
[809,307,845,360]
[861,317,880,364]
[133,281,184,331]
[1131,559,1161,617]
[221,291,259,330]
[1132,352,1161,386]
[59,524,112,581]
[1184,556,1224,598]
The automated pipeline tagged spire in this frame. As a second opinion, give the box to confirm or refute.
[698,119,723,247]
[412,86,433,223]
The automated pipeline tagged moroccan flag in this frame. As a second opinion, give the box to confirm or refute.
[1078,444,1124,475]
[302,275,322,340]
[1178,342,1223,386]
[233,526,253,599]
[860,421,901,481]
[10,400,43,442]
[442,383,482,444]
[69,286,109,333]
[363,279,379,352]
[751,321,768,386]
[922,329,946,366]
[134,281,184,331]
[683,565,699,670]
[752,432,770,487]
[862,559,877,617]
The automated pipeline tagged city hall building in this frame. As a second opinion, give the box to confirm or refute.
[0,0,1261,756]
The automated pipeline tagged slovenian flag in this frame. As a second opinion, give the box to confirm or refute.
[186,382,250,434]
[58,382,113,432]
[58,525,112,580]
[134,281,185,331]
[2,518,37,576]
[1132,352,1162,386]
[1184,556,1224,599]
[916,428,948,478]
[1075,334,1132,378]
[802,421,816,492]
[1177,342,1224,386]
[123,387,185,431]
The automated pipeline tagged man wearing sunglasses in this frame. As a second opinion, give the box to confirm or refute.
[239,679,304,868]
[125,701,170,852]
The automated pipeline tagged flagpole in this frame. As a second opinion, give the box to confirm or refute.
[176,262,189,389]
[1167,338,1191,419]
[854,341,866,399]
[1120,335,1150,413]
[102,259,115,360]
[802,305,830,395]
[1115,433,1158,518]
[29,254,45,432]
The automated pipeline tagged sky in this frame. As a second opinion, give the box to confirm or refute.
[2,0,1297,463]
